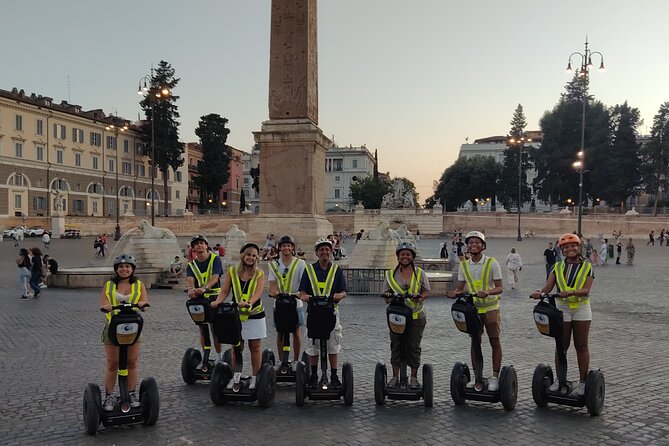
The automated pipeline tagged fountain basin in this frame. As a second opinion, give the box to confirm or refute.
[48,267,166,289]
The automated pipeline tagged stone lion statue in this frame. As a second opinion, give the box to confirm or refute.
[395,224,413,239]
[362,220,392,240]
[225,224,247,241]
[137,220,176,239]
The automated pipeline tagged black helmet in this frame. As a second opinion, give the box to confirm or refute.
[113,253,136,269]
[190,234,209,248]
[240,242,260,254]
[278,235,295,247]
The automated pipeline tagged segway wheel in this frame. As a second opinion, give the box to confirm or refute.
[256,364,277,408]
[83,383,101,435]
[374,362,387,406]
[450,362,469,405]
[223,348,233,366]
[499,365,517,411]
[585,369,605,416]
[422,363,434,408]
[139,377,160,426]
[303,353,312,384]
[295,361,306,406]
[181,348,202,385]
[342,362,354,406]
[532,363,553,408]
[210,362,232,406]
[262,349,276,366]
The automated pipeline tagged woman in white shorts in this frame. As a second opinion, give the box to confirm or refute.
[212,243,266,390]
[531,233,594,397]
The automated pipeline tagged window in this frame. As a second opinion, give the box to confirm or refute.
[123,139,129,153]
[72,128,84,143]
[92,201,98,213]
[136,142,144,155]
[333,159,343,171]
[335,175,340,182]
[56,149,64,164]
[352,159,358,168]
[53,124,66,140]
[15,115,23,131]
[72,200,84,213]
[334,189,340,199]
[75,153,82,167]
[33,196,46,211]
[176,171,182,182]
[88,183,102,194]
[92,155,99,170]
[36,145,44,161]
[136,164,145,177]
[106,136,117,150]
[15,142,23,158]
[90,132,101,147]
[36,119,44,135]
[108,158,115,172]
[12,174,24,186]
[14,194,22,208]
[244,178,249,185]
[122,161,132,174]
[175,190,180,199]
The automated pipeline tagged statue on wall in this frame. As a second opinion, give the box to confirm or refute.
[137,220,176,239]
[362,220,392,240]
[380,179,415,209]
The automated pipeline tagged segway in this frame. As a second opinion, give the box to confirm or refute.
[531,293,605,416]
[294,295,353,406]
[83,302,159,435]
[449,293,517,410]
[272,293,303,383]
[374,293,433,407]
[181,292,216,384]
[208,301,277,408]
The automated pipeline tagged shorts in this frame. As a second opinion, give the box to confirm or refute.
[102,324,141,346]
[473,309,501,339]
[272,306,306,329]
[306,312,342,355]
[556,302,592,322]
[241,317,267,340]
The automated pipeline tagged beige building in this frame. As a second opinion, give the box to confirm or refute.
[0,87,179,218]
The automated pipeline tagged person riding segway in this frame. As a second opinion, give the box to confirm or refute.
[83,254,158,434]
[268,235,307,383]
[375,242,433,407]
[182,235,224,384]
[294,238,353,406]
[530,233,604,416]
[447,231,517,410]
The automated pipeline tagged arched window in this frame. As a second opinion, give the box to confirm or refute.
[49,178,71,192]
[119,186,135,198]
[7,172,30,188]
[87,182,103,194]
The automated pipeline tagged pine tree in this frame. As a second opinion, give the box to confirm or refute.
[498,104,533,210]
[194,114,231,209]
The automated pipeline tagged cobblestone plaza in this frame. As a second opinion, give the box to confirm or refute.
[1,235,667,445]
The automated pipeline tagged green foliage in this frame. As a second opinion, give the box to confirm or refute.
[193,114,231,206]
[640,102,669,215]
[433,156,501,211]
[250,166,260,193]
[498,104,533,210]
[349,175,391,209]
[239,189,246,213]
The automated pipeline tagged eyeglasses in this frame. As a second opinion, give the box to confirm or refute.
[282,267,289,278]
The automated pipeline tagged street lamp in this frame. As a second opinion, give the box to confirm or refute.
[565,37,605,237]
[508,135,532,241]
[105,121,128,241]
[138,70,171,226]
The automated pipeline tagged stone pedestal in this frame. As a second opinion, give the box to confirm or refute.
[247,214,333,259]
[125,238,181,271]
[348,239,398,270]
[51,214,65,238]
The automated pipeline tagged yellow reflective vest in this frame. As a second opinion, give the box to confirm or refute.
[103,280,142,323]
[188,254,221,299]
[385,268,425,319]
[229,266,264,321]
[461,257,500,314]
[554,260,592,309]
[268,258,301,294]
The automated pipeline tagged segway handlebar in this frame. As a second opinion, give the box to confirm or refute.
[380,292,420,304]
[450,292,477,304]
[270,292,300,299]
[184,288,216,294]
[100,301,149,313]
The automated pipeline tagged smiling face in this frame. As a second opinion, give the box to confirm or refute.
[279,242,294,256]
[467,237,484,255]
[241,247,259,266]
[397,249,414,265]
[316,245,332,262]
[193,240,208,254]
[560,242,580,258]
[115,263,133,278]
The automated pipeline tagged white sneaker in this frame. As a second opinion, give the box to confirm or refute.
[569,382,585,397]
[465,376,476,389]
[39,283,47,289]
[227,371,242,390]
[548,380,560,392]
[129,391,140,408]
[487,377,499,392]
[249,376,257,390]
[103,394,115,412]
[291,361,298,373]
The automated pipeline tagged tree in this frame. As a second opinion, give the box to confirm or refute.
[139,60,184,215]
[433,156,501,211]
[250,166,260,193]
[349,175,391,209]
[392,176,419,207]
[498,104,533,211]
[640,102,669,215]
[193,114,231,208]
[239,189,246,213]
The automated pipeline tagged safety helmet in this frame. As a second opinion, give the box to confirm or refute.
[240,242,260,254]
[395,241,417,258]
[278,235,295,248]
[190,234,209,248]
[557,233,581,247]
[465,230,486,248]
[314,238,333,251]
[113,253,136,269]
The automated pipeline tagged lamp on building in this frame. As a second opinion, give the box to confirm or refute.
[507,135,532,241]
[105,121,128,241]
[565,37,605,237]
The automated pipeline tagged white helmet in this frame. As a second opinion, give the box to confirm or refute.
[314,238,333,251]
[465,230,486,248]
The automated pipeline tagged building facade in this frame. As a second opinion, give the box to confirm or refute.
[0,87,179,219]
[324,144,376,212]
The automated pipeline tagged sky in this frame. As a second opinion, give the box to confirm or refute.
[2,1,669,201]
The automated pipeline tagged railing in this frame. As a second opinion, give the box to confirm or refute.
[342,268,387,295]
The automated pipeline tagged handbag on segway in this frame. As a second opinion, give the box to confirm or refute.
[271,293,308,383]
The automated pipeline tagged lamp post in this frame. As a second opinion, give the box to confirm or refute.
[565,37,605,237]
[508,135,532,241]
[105,121,128,241]
[138,71,171,226]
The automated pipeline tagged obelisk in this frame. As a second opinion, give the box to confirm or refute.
[252,0,333,250]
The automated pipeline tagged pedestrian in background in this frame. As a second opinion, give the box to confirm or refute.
[16,248,32,299]
[599,239,608,265]
[647,230,655,246]
[626,238,636,265]
[42,232,50,249]
[615,238,623,265]
[543,241,558,277]
[505,247,523,289]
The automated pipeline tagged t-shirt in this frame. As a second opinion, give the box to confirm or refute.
[457,254,503,290]
[544,248,557,265]
[186,254,223,288]
[268,257,306,308]
[46,258,58,274]
[298,262,347,298]
[552,261,595,291]
[456,241,465,256]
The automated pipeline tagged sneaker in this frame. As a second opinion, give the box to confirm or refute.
[330,374,342,389]
[409,377,420,389]
[465,376,476,389]
[103,394,114,412]
[548,380,560,392]
[39,283,47,289]
[33,290,40,298]
[227,371,242,390]
[569,382,586,397]
[20,295,28,300]
[487,377,499,392]
[308,372,319,388]
[129,391,140,408]
[248,376,257,390]
[387,376,399,388]
[291,361,298,373]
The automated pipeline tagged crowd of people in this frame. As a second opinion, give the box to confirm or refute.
[15,247,58,299]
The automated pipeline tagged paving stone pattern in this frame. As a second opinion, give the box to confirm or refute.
[1,236,668,445]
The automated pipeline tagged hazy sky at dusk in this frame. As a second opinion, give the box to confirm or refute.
[2,1,668,200]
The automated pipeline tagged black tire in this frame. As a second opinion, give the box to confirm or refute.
[532,363,553,408]
[450,362,469,405]
[585,369,605,416]
[422,363,434,408]
[256,364,277,408]
[83,383,101,435]
[303,352,312,383]
[374,362,387,406]
[295,361,306,406]
[223,348,232,367]
[210,363,232,406]
[181,348,201,385]
[499,365,517,411]
[140,377,160,426]
[262,349,276,366]
[342,362,354,406]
